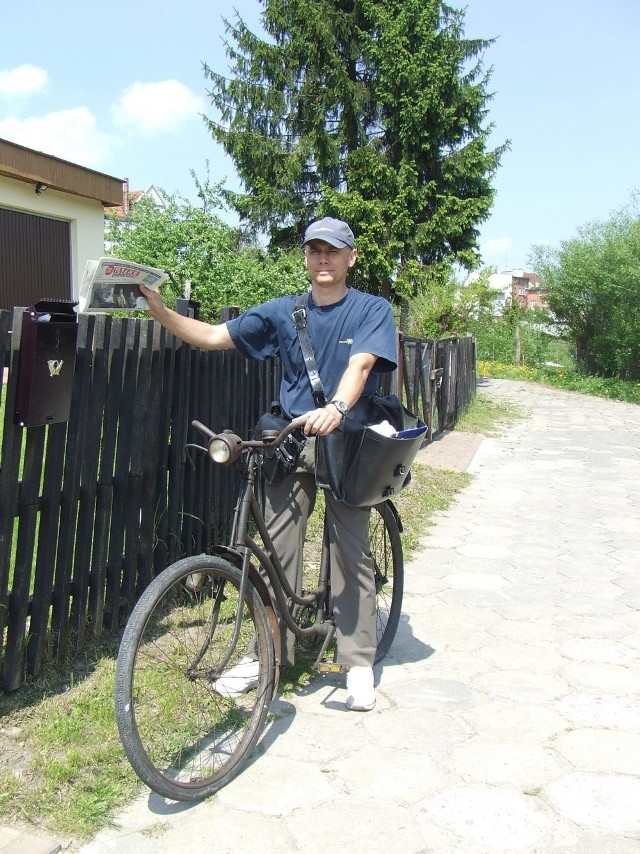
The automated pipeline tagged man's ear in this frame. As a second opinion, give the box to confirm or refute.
[348,248,358,268]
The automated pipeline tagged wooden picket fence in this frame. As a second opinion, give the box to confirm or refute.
[0,308,474,691]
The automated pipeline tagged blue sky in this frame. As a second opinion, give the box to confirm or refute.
[2,0,638,272]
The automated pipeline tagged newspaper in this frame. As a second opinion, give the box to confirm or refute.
[79,258,169,313]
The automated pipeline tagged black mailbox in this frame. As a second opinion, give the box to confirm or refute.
[14,300,78,427]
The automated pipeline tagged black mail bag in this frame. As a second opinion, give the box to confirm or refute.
[253,408,307,483]
[315,393,427,507]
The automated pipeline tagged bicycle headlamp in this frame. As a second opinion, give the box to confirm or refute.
[208,431,242,465]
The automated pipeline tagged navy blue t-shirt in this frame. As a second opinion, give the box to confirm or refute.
[226,288,397,418]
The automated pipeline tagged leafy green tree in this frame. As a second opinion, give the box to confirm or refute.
[105,174,308,322]
[531,200,640,379]
[204,0,507,299]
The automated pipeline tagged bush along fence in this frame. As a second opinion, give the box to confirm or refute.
[0,308,475,691]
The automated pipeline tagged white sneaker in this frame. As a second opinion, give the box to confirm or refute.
[213,656,260,698]
[346,665,376,711]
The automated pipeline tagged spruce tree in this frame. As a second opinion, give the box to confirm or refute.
[204,0,507,298]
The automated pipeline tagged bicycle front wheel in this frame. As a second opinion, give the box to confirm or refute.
[370,502,404,662]
[115,556,275,802]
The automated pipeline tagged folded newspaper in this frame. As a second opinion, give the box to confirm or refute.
[79,258,169,313]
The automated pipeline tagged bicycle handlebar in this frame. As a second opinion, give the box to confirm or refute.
[191,415,308,464]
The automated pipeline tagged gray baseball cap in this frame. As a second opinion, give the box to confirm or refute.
[302,217,355,249]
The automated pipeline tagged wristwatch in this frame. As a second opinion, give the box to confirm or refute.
[329,399,349,418]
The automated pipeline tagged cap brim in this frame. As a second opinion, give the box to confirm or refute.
[302,235,351,248]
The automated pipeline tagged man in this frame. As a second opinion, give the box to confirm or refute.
[140,217,397,711]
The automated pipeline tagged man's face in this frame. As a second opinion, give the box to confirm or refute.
[304,240,357,288]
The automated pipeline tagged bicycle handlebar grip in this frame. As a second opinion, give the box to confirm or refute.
[192,420,216,440]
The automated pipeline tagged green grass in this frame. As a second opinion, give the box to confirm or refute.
[0,391,517,841]
[455,391,525,437]
[478,359,640,405]
[0,639,140,838]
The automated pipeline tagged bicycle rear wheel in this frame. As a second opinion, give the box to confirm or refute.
[370,502,404,662]
[115,555,275,802]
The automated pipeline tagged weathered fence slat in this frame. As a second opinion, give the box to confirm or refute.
[27,421,67,676]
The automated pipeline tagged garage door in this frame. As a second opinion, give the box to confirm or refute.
[0,207,71,311]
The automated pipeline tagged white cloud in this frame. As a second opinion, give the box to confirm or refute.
[111,80,204,133]
[0,108,118,169]
[0,64,48,98]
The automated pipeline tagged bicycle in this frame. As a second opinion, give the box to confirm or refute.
[115,417,404,802]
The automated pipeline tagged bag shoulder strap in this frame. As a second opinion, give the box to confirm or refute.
[292,292,327,408]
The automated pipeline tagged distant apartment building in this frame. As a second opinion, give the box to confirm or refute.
[488,269,549,312]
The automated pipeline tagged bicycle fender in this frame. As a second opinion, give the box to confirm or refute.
[377,498,403,533]
[208,544,243,568]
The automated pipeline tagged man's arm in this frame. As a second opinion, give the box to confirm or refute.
[302,352,377,436]
[140,285,235,351]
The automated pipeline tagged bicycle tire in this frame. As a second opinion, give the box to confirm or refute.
[370,502,404,662]
[115,555,275,802]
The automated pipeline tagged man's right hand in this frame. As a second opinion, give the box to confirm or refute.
[139,284,166,318]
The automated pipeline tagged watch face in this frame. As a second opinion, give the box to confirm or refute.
[332,400,348,415]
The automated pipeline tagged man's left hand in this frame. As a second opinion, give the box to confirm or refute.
[301,404,343,436]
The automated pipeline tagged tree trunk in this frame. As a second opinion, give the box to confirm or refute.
[399,298,410,334]
[514,322,521,366]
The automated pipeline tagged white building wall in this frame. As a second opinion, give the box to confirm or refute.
[0,174,106,301]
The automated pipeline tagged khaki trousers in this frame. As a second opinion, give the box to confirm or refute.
[263,437,376,668]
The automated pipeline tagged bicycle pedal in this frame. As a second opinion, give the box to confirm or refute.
[315,662,346,674]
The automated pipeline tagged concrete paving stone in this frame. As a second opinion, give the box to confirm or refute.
[443,738,565,789]
[258,699,371,763]
[442,571,511,592]
[485,618,568,645]
[456,543,513,560]
[554,614,634,640]
[435,589,511,607]
[492,601,566,621]
[459,698,569,743]
[622,632,640,652]
[476,670,570,705]
[554,693,640,731]
[286,799,427,854]
[543,772,640,834]
[417,605,498,632]
[552,728,640,776]
[560,661,638,695]
[0,826,61,854]
[423,626,495,653]
[417,785,554,851]
[544,831,640,853]
[613,575,640,594]
[215,755,336,815]
[558,637,639,666]
[427,651,495,681]
[556,596,631,619]
[328,745,451,801]
[382,631,438,665]
[478,642,568,675]
[503,586,571,607]
[362,706,472,757]
[619,591,640,609]
[83,805,301,854]
[389,676,478,712]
